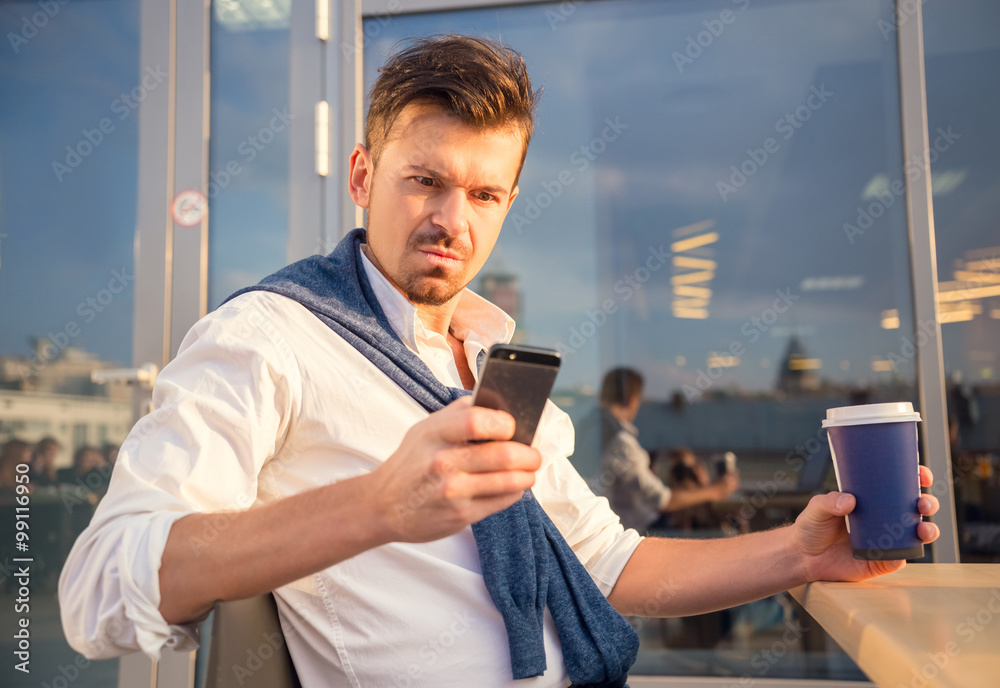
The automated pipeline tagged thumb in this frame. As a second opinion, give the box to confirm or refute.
[800,491,855,525]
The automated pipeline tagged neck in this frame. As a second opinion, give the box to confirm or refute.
[361,243,461,338]
[414,301,460,339]
[607,404,633,423]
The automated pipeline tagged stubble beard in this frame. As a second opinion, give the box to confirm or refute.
[399,231,469,306]
[366,178,472,306]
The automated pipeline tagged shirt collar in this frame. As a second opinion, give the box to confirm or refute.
[359,245,515,356]
[602,408,638,437]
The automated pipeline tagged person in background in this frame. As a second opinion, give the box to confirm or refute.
[0,438,32,494]
[58,445,111,491]
[101,442,120,467]
[600,367,739,532]
[665,448,733,534]
[30,436,62,487]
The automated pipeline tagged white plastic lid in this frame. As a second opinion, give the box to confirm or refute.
[822,402,922,427]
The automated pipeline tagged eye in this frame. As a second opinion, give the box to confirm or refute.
[475,191,498,203]
[415,176,435,187]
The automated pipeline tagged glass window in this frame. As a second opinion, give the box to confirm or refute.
[207,0,292,309]
[0,2,140,686]
[365,0,915,680]
[924,0,1000,564]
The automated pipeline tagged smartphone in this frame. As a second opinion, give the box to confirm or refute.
[471,344,561,446]
[714,451,738,477]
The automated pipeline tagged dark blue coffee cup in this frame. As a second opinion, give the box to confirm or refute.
[823,403,924,561]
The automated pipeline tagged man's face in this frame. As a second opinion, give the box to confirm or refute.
[351,103,522,306]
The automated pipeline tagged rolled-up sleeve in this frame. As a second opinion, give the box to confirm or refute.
[532,402,643,597]
[58,293,301,660]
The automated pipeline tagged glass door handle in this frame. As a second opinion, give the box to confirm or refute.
[91,362,159,387]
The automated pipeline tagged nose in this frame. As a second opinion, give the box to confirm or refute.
[431,188,471,237]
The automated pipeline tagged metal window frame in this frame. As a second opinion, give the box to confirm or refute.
[896,0,958,563]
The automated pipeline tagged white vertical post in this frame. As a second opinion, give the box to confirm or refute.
[896,0,959,563]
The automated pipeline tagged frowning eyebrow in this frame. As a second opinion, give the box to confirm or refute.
[402,164,509,197]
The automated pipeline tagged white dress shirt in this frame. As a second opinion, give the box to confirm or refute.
[601,415,672,531]
[59,248,643,688]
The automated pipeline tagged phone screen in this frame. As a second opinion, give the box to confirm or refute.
[472,346,560,446]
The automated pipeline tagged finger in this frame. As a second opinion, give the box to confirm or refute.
[465,491,528,522]
[917,520,940,544]
[441,469,536,501]
[802,491,856,522]
[918,494,939,516]
[448,441,543,474]
[919,465,934,488]
[434,405,516,444]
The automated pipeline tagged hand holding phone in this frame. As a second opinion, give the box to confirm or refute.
[471,344,561,446]
[714,452,738,478]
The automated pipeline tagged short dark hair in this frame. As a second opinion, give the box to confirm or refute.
[365,34,540,186]
[600,368,644,408]
[31,436,60,459]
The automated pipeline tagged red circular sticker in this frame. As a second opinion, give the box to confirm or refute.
[170,190,207,227]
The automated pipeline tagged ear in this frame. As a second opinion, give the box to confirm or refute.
[505,185,519,212]
[348,144,373,209]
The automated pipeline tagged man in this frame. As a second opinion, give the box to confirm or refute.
[60,36,940,687]
[30,436,61,487]
[599,368,738,531]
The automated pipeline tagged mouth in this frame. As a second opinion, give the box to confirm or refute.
[418,248,463,268]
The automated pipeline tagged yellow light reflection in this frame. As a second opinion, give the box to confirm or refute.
[939,309,976,323]
[871,360,894,372]
[673,308,709,319]
[671,232,719,253]
[789,358,822,371]
[671,270,714,285]
[965,258,1000,272]
[954,270,1000,284]
[707,355,740,368]
[673,297,710,309]
[881,308,900,330]
[673,285,713,299]
[671,218,717,238]
[937,284,1000,302]
[673,256,717,271]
